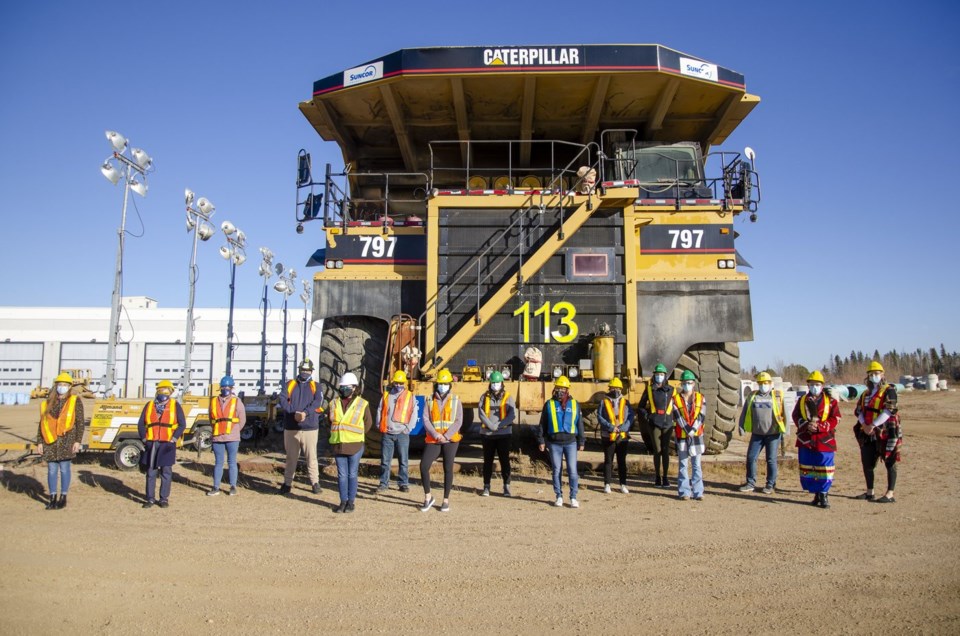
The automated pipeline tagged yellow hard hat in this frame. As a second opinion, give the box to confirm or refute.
[156,380,175,392]
[608,377,623,389]
[755,371,772,383]
[554,375,570,389]
[436,369,453,383]
[391,370,408,383]
[807,370,825,383]
[54,372,74,385]
[867,361,884,373]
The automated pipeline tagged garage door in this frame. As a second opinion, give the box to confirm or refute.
[231,343,298,395]
[144,343,213,396]
[0,342,43,391]
[60,342,129,395]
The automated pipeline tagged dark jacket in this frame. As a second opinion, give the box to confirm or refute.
[137,399,186,468]
[637,382,677,430]
[280,377,325,431]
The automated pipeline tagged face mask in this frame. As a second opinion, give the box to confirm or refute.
[682,382,695,393]
[553,389,568,401]
[808,384,822,396]
[220,388,232,397]
[56,384,70,396]
[653,373,666,385]
[490,382,502,392]
[156,392,170,403]
[338,386,354,398]
[390,383,404,394]
[759,383,771,394]
[868,373,882,384]
[610,389,622,399]
[299,372,311,381]
[436,384,450,396]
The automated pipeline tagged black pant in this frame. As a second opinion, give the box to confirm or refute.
[602,438,629,485]
[482,436,511,485]
[421,442,459,498]
[860,441,898,491]
[649,426,672,479]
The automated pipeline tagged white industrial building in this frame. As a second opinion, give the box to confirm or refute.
[0,297,321,398]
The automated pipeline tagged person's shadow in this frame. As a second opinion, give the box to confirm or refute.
[0,470,45,503]
[77,469,143,502]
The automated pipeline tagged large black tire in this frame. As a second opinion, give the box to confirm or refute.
[676,342,740,454]
[317,317,388,456]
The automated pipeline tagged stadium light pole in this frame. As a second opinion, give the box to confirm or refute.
[100,131,152,397]
[256,248,274,395]
[300,279,311,360]
[273,264,296,388]
[182,190,217,395]
[219,222,247,375]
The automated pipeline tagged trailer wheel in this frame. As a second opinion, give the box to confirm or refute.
[114,439,144,470]
[192,425,213,452]
[317,316,388,456]
[240,421,257,442]
[676,342,740,454]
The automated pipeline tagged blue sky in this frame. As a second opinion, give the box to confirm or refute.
[1,1,957,372]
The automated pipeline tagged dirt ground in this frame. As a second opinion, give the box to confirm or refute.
[1,391,958,635]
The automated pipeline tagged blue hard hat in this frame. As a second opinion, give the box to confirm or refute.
[220,375,235,387]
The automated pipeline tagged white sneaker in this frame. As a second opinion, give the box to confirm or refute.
[553,496,563,507]
[603,484,611,494]
[620,484,629,494]
[570,498,580,508]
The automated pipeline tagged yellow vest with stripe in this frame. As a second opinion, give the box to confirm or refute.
[602,396,628,440]
[209,396,240,436]
[482,391,511,424]
[646,383,675,416]
[800,394,830,423]
[672,392,704,438]
[427,394,462,443]
[857,383,890,426]
[547,398,579,435]
[39,395,78,444]
[742,390,785,433]
[329,396,369,445]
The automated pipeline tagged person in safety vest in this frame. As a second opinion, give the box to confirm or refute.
[478,370,516,497]
[853,361,901,503]
[636,363,676,488]
[536,375,584,508]
[138,379,186,509]
[597,377,634,495]
[207,375,246,497]
[792,370,841,509]
[37,372,84,510]
[419,369,463,513]
[737,371,786,494]
[376,369,417,493]
[278,359,325,495]
[673,370,706,501]
[327,372,373,513]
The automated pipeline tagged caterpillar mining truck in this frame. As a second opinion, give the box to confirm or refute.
[296,44,760,453]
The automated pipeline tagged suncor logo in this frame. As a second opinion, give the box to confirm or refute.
[343,60,383,87]
[678,57,718,82]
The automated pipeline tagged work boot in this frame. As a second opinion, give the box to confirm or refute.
[45,495,59,510]
[810,494,820,506]
[142,500,155,509]
[333,502,346,513]
[312,482,322,495]
[278,483,291,495]
[56,495,67,509]
[820,493,831,509]
[662,478,671,489]
[345,501,355,513]
[654,476,662,487]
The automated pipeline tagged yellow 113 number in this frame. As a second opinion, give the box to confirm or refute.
[512,300,579,343]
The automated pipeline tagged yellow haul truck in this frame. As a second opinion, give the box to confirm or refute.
[295,44,760,453]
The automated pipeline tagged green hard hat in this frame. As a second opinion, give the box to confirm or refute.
[489,371,504,383]
[680,370,697,381]
[654,363,668,373]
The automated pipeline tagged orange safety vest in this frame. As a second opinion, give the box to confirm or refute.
[39,395,78,444]
[800,395,830,423]
[672,392,704,438]
[329,396,368,445]
[481,391,511,424]
[857,384,889,426]
[602,396,628,441]
[427,394,462,443]
[145,400,180,441]
[210,396,239,436]
[380,389,415,433]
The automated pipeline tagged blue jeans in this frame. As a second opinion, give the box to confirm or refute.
[548,441,579,499]
[677,448,703,497]
[146,466,172,502]
[212,441,240,488]
[47,460,72,495]
[746,433,781,488]
[335,447,363,503]
[380,433,410,487]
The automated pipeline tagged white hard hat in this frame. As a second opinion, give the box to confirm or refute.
[338,372,359,387]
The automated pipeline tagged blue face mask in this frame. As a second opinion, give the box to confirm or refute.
[653,373,666,385]
[436,384,450,396]
[155,393,170,403]
[808,384,823,396]
[299,372,311,381]
[220,388,232,397]
[390,384,404,394]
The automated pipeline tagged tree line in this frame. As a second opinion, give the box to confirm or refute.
[745,344,959,386]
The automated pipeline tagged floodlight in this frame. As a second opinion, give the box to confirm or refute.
[258,264,271,277]
[197,197,215,216]
[273,280,289,293]
[219,245,232,259]
[105,130,128,153]
[131,148,153,170]
[288,269,297,281]
[101,160,122,185]
[233,253,246,266]
[300,293,309,303]
[275,262,284,275]
[185,214,196,231]
[185,189,195,206]
[302,279,310,292]
[235,230,245,244]
[221,220,236,235]
[197,223,215,241]
[744,147,756,162]
[129,178,148,197]
[259,247,274,261]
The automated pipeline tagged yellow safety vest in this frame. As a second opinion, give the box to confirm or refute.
[800,395,830,423]
[646,383,675,416]
[547,398,579,435]
[329,396,368,445]
[209,396,240,436]
[39,395,78,444]
[482,392,511,423]
[742,390,785,433]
